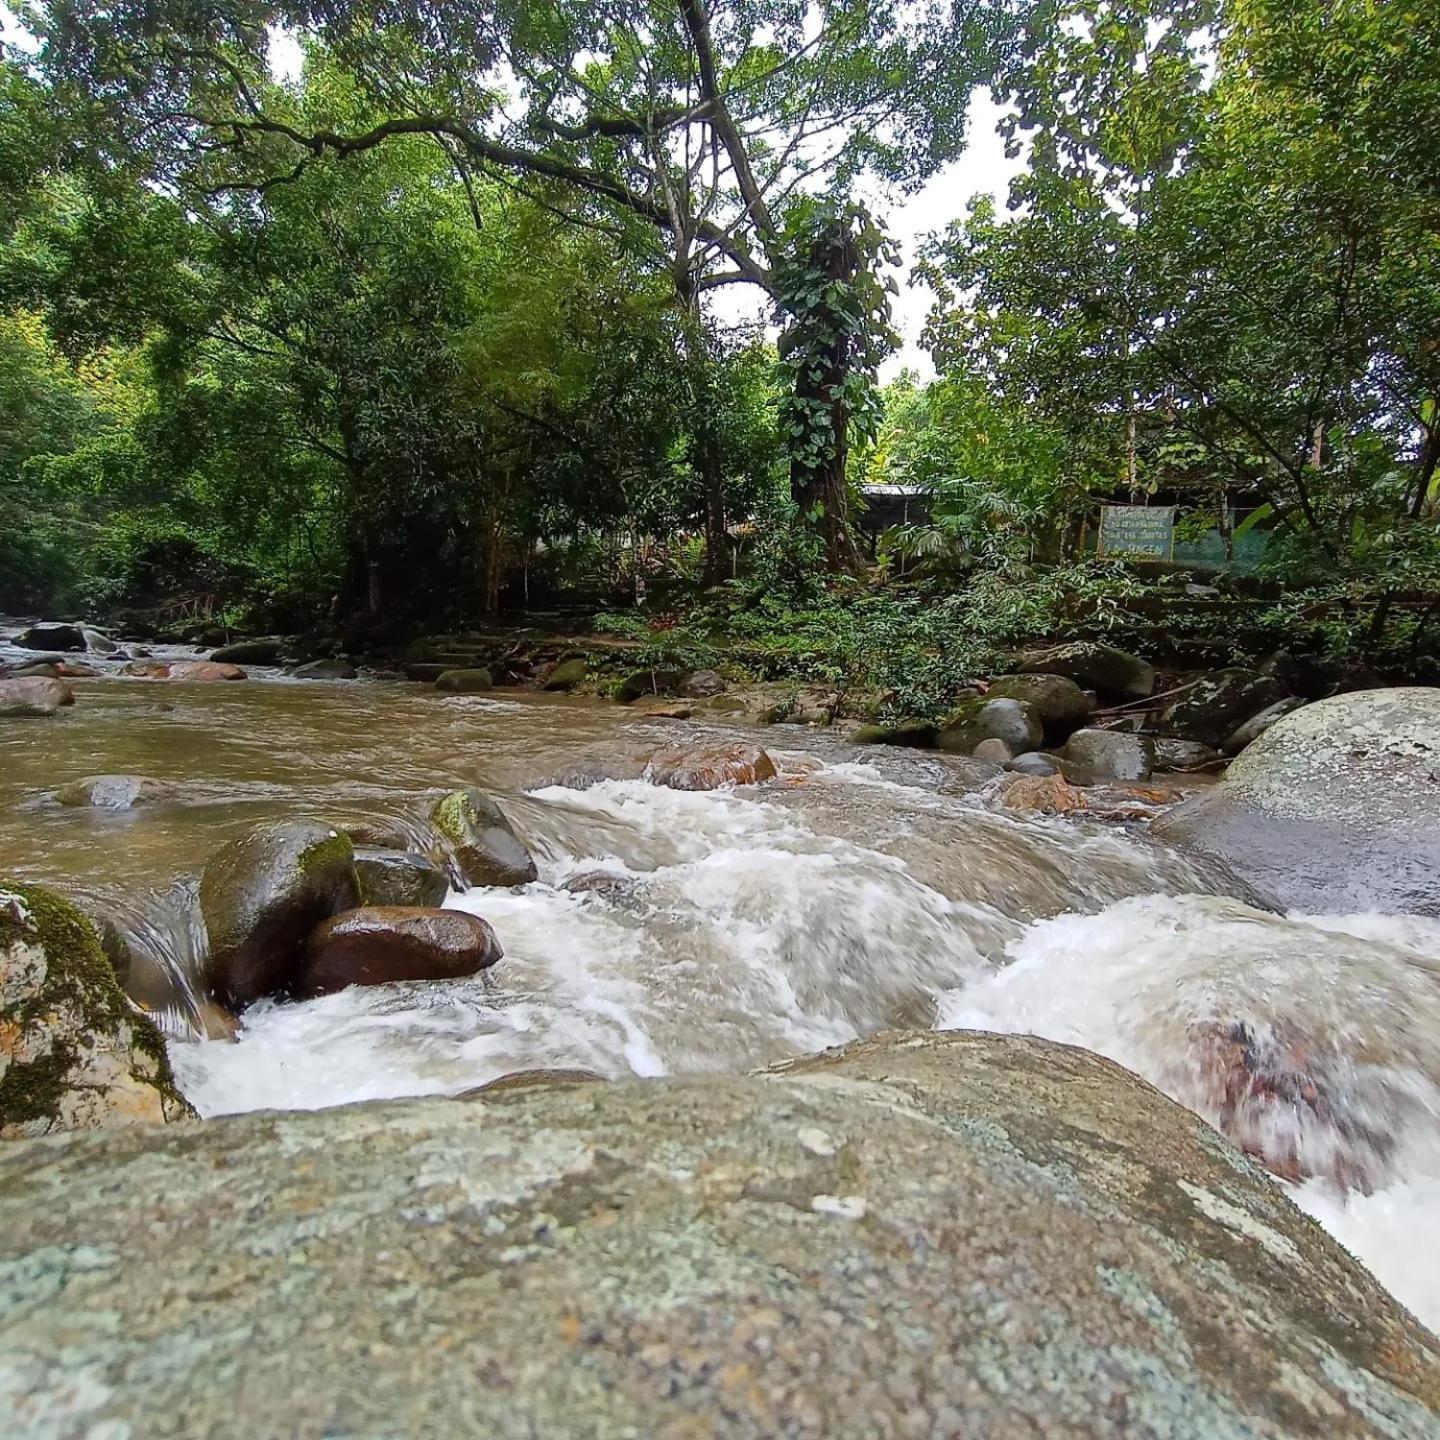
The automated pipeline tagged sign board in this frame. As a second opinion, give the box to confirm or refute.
[1098,504,1175,559]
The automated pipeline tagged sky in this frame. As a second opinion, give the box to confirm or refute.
[6,12,1022,378]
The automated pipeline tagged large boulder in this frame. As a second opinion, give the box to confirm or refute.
[0,878,193,1138]
[985,672,1094,739]
[1016,640,1156,700]
[1153,687,1440,913]
[14,623,86,652]
[848,719,939,749]
[1159,667,1286,747]
[616,666,685,703]
[210,639,281,664]
[199,820,360,1007]
[1224,696,1307,754]
[297,906,502,997]
[0,1031,1435,1437]
[431,789,538,888]
[0,677,74,717]
[937,696,1043,755]
[354,848,449,908]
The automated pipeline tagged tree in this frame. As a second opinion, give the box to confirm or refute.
[29,0,1011,569]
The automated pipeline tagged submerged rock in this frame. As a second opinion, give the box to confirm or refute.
[354,848,449,908]
[53,775,180,809]
[297,906,502,997]
[121,660,247,682]
[431,789,538,888]
[0,878,192,1138]
[199,820,360,1007]
[1154,687,1440,913]
[0,677,74,717]
[0,1030,1435,1437]
[1016,640,1156,700]
[291,656,358,680]
[644,742,778,791]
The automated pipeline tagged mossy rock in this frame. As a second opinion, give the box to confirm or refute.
[354,849,449,909]
[435,668,494,693]
[615,667,686,703]
[983,674,1093,740]
[848,720,938,749]
[938,696,1043,755]
[199,820,360,1008]
[543,658,588,691]
[0,877,193,1138]
[431,790,538,889]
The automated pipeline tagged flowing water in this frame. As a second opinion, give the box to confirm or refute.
[3,632,1439,1332]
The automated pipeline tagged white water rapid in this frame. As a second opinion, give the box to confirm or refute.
[167,758,1440,1333]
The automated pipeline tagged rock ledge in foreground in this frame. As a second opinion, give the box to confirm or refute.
[0,1030,1435,1438]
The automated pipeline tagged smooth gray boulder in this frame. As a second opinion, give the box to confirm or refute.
[291,656,358,680]
[542,657,588,691]
[1061,727,1156,781]
[985,672,1093,739]
[435,667,494,693]
[1224,696,1307,754]
[199,820,360,1007]
[0,1030,1436,1438]
[210,638,282,665]
[1154,687,1440,913]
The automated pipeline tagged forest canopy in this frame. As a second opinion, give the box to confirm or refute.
[1,0,1437,667]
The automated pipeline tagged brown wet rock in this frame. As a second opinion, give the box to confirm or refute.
[0,677,74,716]
[120,660,247,682]
[297,906,502,997]
[455,1067,606,1099]
[645,741,778,790]
[53,775,182,809]
[1001,772,1090,814]
[0,1030,1434,1437]
[430,789,538,888]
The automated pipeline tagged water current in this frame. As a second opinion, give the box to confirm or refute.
[3,633,1437,1331]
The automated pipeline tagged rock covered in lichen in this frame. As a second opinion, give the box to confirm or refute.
[0,878,192,1139]
[1,1030,1435,1437]
[430,788,538,888]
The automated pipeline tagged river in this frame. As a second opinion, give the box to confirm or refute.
[3,636,1438,1333]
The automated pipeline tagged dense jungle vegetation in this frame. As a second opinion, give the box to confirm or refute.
[2,0,1438,691]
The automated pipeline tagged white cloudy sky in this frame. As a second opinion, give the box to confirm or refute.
[6,11,1020,376]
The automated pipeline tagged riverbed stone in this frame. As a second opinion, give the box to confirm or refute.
[435,667,494,693]
[1153,736,1223,770]
[297,906,502,997]
[0,878,193,1139]
[1060,727,1156,781]
[14,622,86,652]
[1154,686,1440,913]
[1,1029,1435,1437]
[120,659,247,681]
[199,820,360,1007]
[431,789,538,888]
[543,657,588,690]
[1004,751,1062,777]
[984,672,1094,739]
[53,775,181,809]
[938,696,1043,754]
[354,848,449,908]
[0,677,74,716]
[616,666,686,703]
[644,742,778,790]
[681,667,726,698]
[210,638,281,664]
[972,737,1014,763]
[848,719,938,748]
[1016,640,1156,700]
[1160,667,1287,747]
